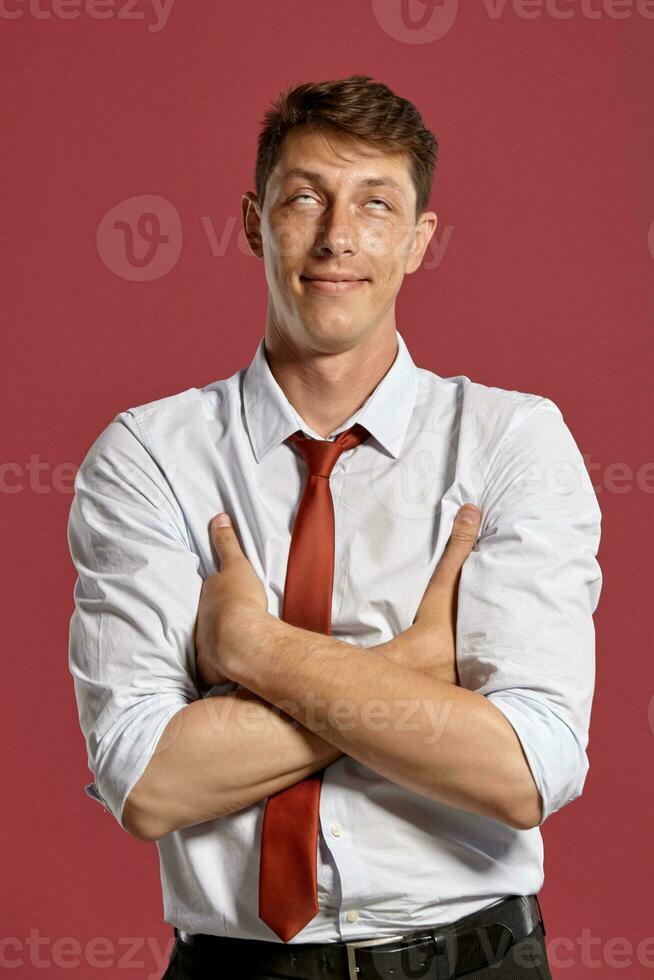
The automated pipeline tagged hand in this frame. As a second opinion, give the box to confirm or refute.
[194,513,269,687]
[375,504,481,685]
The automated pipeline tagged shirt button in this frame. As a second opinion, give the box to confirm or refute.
[346,910,359,923]
[330,822,344,838]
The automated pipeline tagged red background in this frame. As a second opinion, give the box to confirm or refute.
[2,2,652,977]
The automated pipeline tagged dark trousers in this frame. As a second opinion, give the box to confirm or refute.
[161,920,552,979]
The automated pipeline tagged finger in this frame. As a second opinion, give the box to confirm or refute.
[210,513,242,564]
[428,504,481,591]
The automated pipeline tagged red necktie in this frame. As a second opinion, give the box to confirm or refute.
[258,422,371,942]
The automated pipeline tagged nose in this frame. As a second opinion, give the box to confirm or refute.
[312,199,358,257]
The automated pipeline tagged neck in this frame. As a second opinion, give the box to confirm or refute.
[263,325,399,439]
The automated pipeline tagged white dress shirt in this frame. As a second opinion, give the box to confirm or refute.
[67,328,602,942]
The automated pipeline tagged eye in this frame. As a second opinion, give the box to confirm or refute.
[289,194,391,209]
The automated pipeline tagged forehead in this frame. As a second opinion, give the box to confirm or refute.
[271,126,413,194]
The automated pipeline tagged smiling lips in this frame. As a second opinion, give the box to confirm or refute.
[300,275,368,295]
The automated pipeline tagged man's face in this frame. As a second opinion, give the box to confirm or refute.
[243,126,436,353]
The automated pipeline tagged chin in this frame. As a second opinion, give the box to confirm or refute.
[298,319,370,349]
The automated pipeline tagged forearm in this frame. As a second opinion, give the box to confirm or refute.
[223,614,542,830]
[123,687,343,842]
[123,631,434,843]
[124,617,539,842]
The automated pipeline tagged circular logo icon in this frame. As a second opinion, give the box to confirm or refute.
[96,194,182,281]
[371,0,459,44]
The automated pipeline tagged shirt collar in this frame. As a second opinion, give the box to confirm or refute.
[243,329,419,462]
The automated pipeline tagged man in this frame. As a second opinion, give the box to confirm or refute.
[67,76,602,979]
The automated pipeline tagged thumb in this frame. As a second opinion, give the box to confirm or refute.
[428,504,481,591]
[210,513,241,563]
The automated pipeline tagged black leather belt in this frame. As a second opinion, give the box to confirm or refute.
[174,893,546,979]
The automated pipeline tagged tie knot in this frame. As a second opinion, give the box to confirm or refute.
[287,423,370,478]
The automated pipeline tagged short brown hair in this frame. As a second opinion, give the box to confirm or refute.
[254,74,438,223]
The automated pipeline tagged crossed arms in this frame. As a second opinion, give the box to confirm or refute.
[67,400,602,844]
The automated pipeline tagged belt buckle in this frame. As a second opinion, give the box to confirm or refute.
[344,933,405,980]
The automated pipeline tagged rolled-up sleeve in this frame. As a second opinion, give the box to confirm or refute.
[456,398,602,826]
[67,410,202,831]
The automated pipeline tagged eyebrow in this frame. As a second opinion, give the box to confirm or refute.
[280,168,404,194]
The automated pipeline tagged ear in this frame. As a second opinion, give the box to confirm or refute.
[242,192,264,259]
[405,210,438,275]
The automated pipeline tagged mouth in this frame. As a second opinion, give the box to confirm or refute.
[300,276,368,295]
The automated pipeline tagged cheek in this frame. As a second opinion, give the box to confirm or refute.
[363,226,412,269]
[262,242,298,297]
[268,216,316,268]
